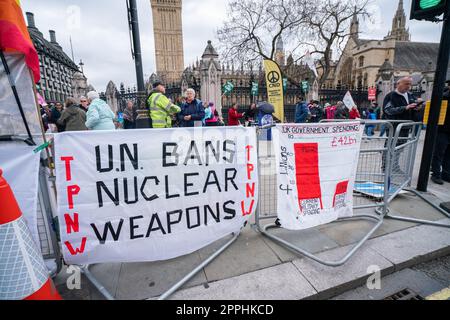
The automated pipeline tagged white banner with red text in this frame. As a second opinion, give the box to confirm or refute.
[54,127,258,265]
[273,122,364,230]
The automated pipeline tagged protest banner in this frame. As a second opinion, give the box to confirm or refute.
[55,127,258,265]
[343,91,356,110]
[0,144,41,247]
[273,122,364,230]
[264,59,284,122]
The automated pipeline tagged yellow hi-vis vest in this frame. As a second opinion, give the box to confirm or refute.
[148,93,181,128]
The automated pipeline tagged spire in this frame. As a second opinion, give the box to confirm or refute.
[350,6,359,38]
[276,36,284,51]
[385,0,410,42]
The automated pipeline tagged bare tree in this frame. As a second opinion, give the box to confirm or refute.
[217,0,311,65]
[217,0,372,86]
[301,0,371,85]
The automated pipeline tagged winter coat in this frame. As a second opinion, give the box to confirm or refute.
[85,98,116,131]
[51,107,65,132]
[334,106,349,120]
[57,104,87,131]
[349,108,361,120]
[295,102,309,123]
[228,108,244,126]
[309,106,323,123]
[178,99,205,127]
[206,106,219,124]
[203,107,212,125]
[383,91,421,122]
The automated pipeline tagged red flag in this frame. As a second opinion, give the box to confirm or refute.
[0,0,40,82]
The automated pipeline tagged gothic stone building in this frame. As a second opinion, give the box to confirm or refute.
[331,0,450,106]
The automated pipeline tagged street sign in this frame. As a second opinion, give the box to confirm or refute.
[368,87,377,101]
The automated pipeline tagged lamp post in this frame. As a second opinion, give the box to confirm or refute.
[127,0,150,128]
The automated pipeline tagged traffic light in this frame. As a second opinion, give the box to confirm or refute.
[410,0,448,21]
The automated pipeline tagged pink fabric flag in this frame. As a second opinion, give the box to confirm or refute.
[36,92,47,106]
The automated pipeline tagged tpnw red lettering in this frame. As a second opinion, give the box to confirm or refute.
[64,213,80,234]
[61,156,74,181]
[246,163,255,180]
[67,185,80,210]
[241,200,255,217]
[64,237,87,256]
[246,183,256,198]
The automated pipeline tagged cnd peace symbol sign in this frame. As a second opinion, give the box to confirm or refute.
[267,71,280,84]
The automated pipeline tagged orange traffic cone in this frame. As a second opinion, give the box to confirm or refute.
[0,168,62,300]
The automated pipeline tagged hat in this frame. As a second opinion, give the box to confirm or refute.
[209,102,214,106]
[152,81,163,89]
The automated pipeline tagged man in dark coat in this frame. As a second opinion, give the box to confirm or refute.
[431,81,450,185]
[383,77,424,173]
[177,88,205,127]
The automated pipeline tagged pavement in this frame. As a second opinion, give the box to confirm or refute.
[54,131,450,300]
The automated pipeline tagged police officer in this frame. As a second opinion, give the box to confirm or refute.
[148,81,181,128]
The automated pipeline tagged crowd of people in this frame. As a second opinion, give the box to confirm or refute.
[294,99,381,137]
[38,77,450,186]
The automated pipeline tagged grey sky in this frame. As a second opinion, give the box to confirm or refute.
[21,0,443,91]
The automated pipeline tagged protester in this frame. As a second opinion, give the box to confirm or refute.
[382,77,424,171]
[40,104,51,132]
[51,102,65,132]
[202,102,212,126]
[431,81,450,185]
[334,101,349,120]
[384,77,424,123]
[85,91,116,131]
[365,108,377,138]
[123,100,137,130]
[57,98,87,132]
[360,105,369,120]
[325,103,336,120]
[295,101,309,123]
[178,88,205,127]
[79,96,89,113]
[148,81,181,128]
[228,103,245,126]
[244,103,258,125]
[308,101,323,123]
[205,102,220,127]
[349,105,361,120]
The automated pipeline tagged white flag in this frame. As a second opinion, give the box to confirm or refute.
[304,51,318,78]
[343,91,356,110]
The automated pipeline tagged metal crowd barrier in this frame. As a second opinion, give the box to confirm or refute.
[253,121,394,266]
[43,130,245,301]
[380,122,450,228]
[27,121,450,300]
[37,161,63,277]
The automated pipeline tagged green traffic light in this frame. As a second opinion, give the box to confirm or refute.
[420,0,442,9]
